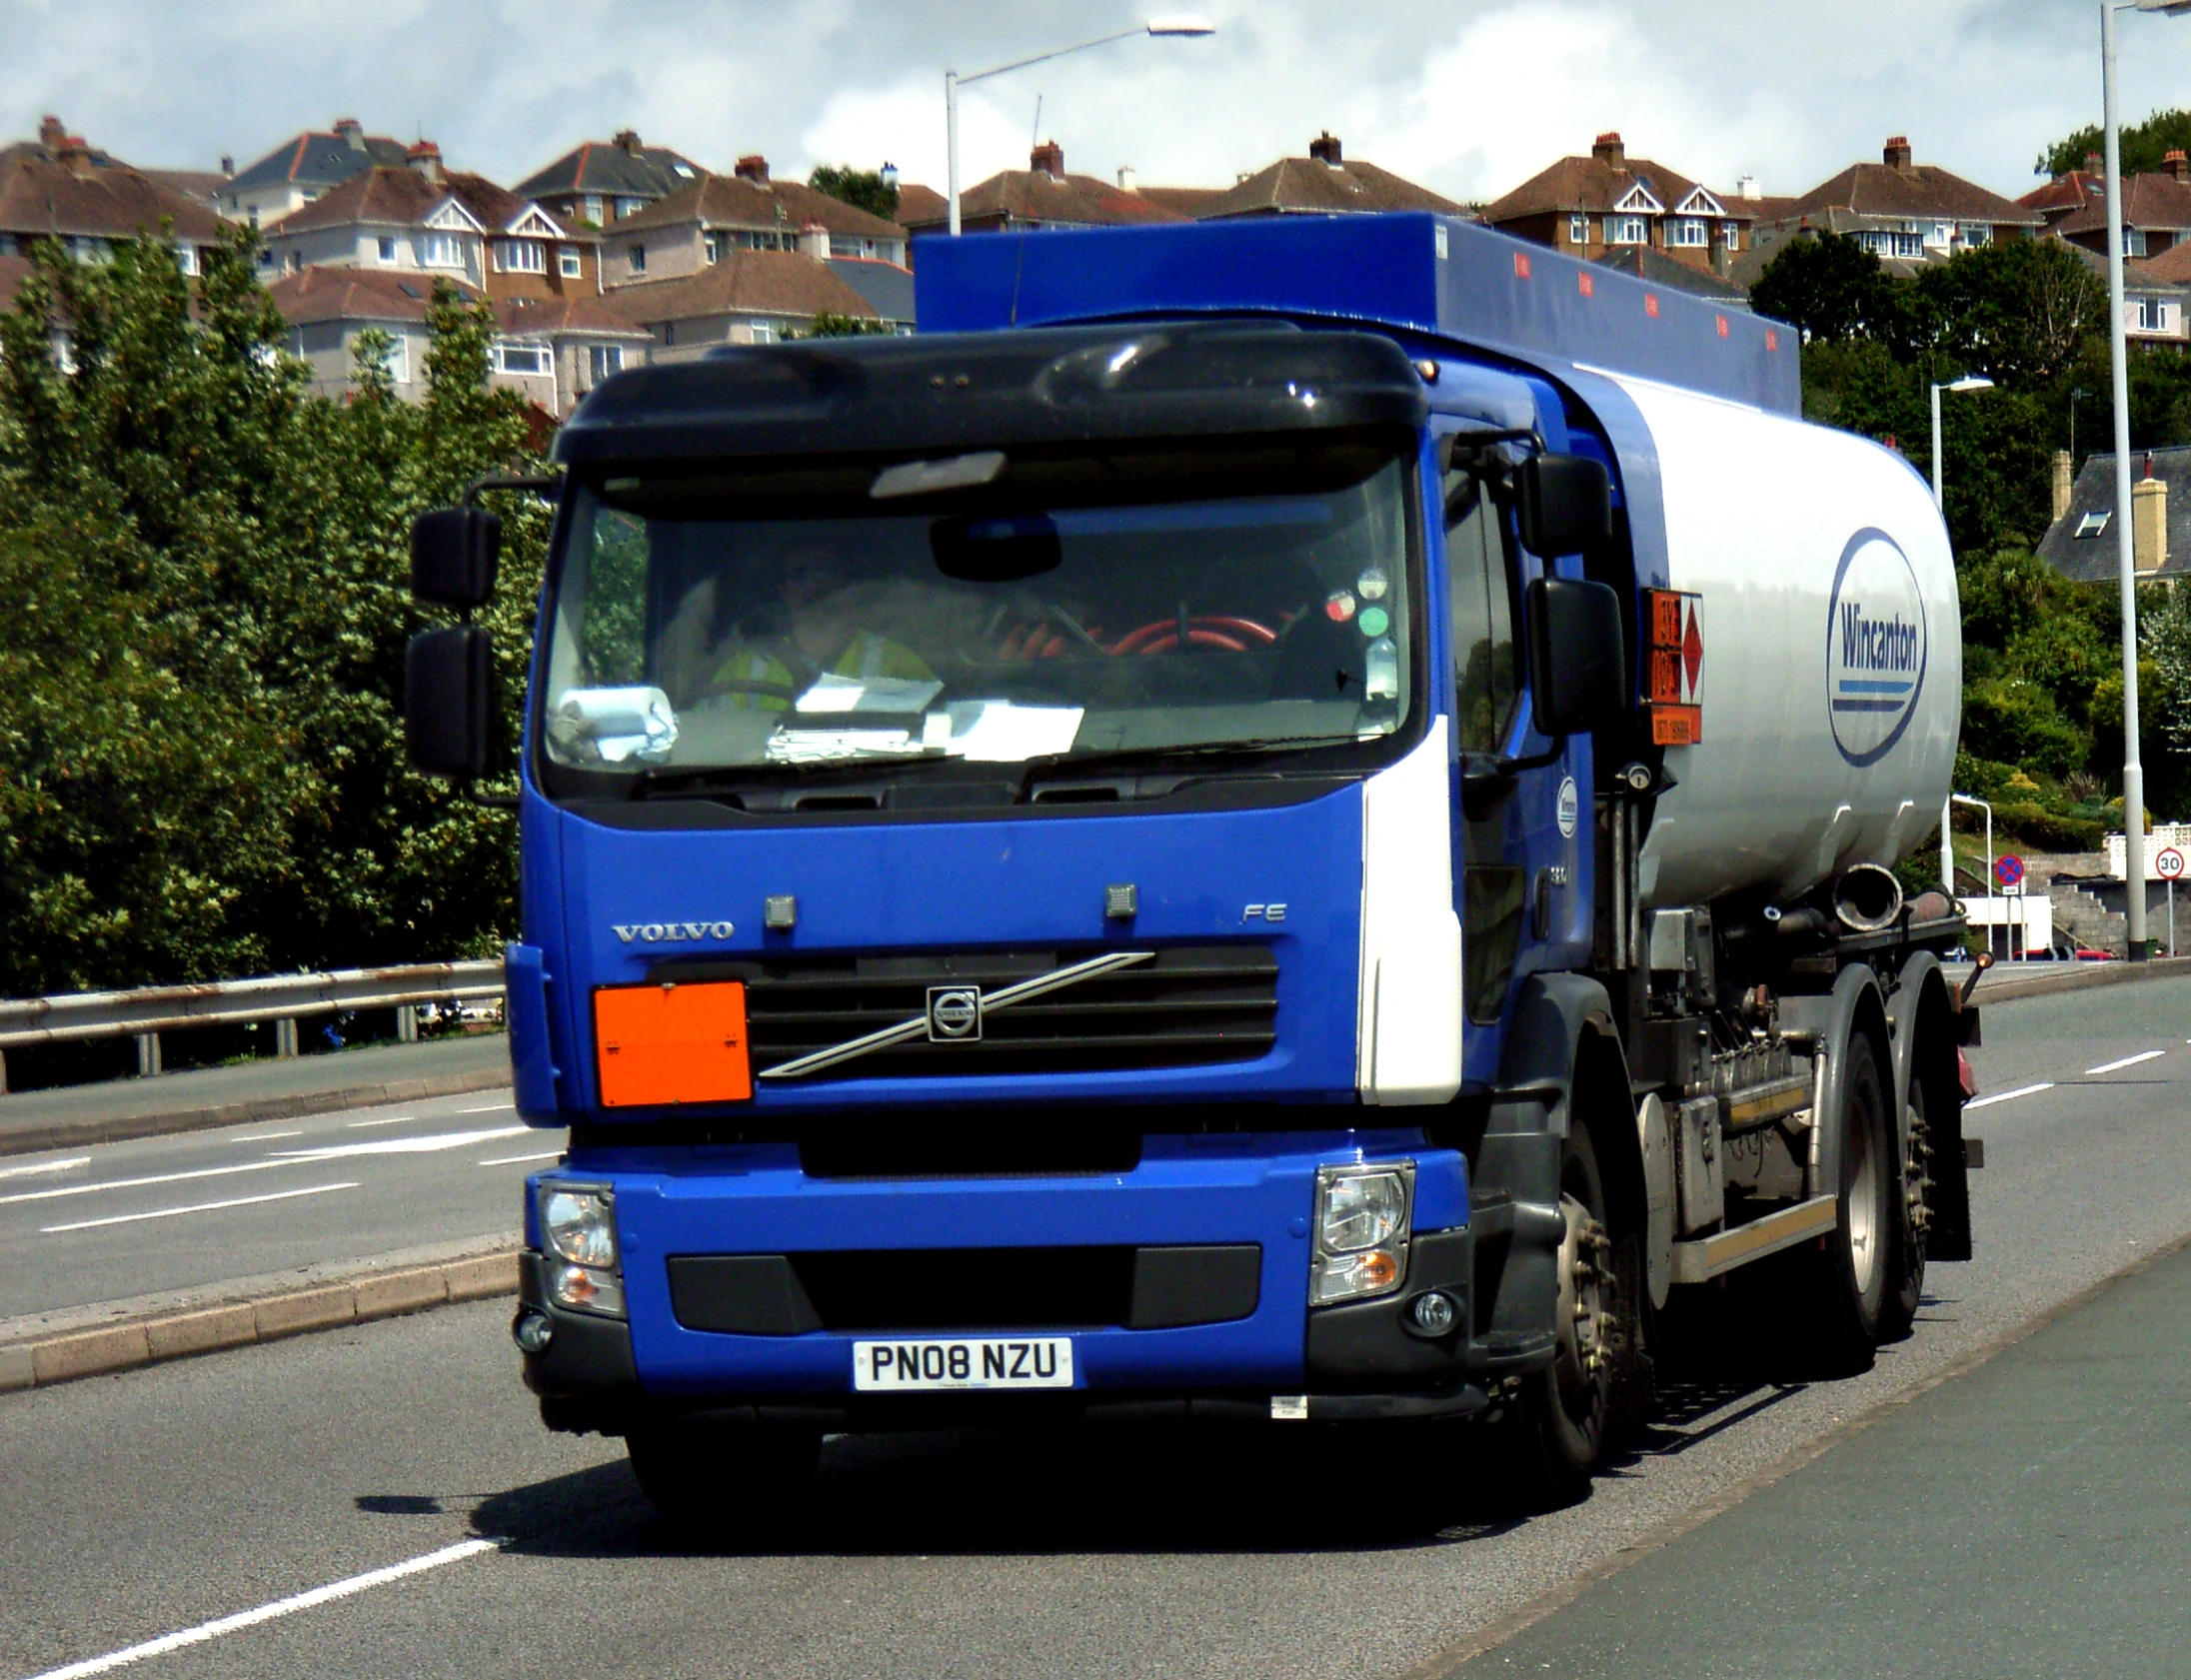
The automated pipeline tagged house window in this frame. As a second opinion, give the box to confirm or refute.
[176,245,198,277]
[751,320,777,345]
[1669,218,1707,248]
[1931,221,1954,247]
[628,243,647,275]
[704,232,726,263]
[1568,214,1588,245]
[583,195,605,224]
[617,197,641,218]
[1608,216,1646,245]
[2125,227,2149,258]
[2137,295,2171,333]
[588,344,624,382]
[1722,221,1740,251]
[1963,223,1992,247]
[1858,230,1923,260]
[492,340,552,376]
[559,247,582,279]
[286,250,302,274]
[2076,511,2111,539]
[258,246,275,270]
[422,233,464,269]
[663,321,675,346]
[377,236,397,263]
[375,334,408,385]
[496,239,546,274]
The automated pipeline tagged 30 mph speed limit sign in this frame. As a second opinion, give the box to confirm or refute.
[2157,847,2186,880]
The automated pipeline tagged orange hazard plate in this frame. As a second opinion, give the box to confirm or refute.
[594,981,752,1107]
[1649,704,1702,747]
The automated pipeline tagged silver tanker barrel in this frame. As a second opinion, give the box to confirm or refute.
[1603,374,1961,912]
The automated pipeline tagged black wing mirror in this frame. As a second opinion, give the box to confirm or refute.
[1515,455,1611,558]
[1525,577,1626,738]
[405,626,493,781]
[411,507,502,609]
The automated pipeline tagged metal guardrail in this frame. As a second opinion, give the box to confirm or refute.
[0,961,506,1090]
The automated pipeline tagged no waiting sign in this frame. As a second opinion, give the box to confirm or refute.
[2157,847,2186,880]
[1994,853,2024,889]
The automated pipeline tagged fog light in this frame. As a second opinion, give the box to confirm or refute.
[513,1310,555,1353]
[549,1261,626,1319]
[1406,1290,1458,1336]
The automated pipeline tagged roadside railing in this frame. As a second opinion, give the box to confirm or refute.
[0,960,506,1094]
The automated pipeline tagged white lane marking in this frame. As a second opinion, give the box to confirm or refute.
[1964,1082,2055,1111]
[273,1124,529,1162]
[2085,1049,2166,1076]
[21,1536,499,1679]
[230,1129,302,1142]
[0,1155,90,1182]
[345,1114,415,1129]
[457,1100,515,1114]
[478,1149,563,1166]
[40,1181,358,1234]
[0,1158,303,1208]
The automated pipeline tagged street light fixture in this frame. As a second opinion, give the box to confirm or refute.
[2102,0,2191,958]
[1928,372,1994,511]
[945,16,1215,237]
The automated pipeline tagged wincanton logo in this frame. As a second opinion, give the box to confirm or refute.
[1825,528,1927,768]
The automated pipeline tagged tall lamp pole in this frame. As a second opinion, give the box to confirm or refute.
[1929,373,1994,510]
[2103,0,2191,958]
[947,15,1214,237]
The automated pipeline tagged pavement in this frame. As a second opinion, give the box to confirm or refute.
[0,1033,513,1156]
[1,975,2190,1678]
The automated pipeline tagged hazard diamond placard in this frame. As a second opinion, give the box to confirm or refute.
[1643,587,1702,745]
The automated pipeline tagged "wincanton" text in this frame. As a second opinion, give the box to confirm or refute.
[1839,603,1919,673]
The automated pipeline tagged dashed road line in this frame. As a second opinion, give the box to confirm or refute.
[477,1149,562,1167]
[456,1100,515,1114]
[0,1157,303,1207]
[273,1125,528,1162]
[1964,1082,2055,1110]
[39,1181,358,1234]
[0,1155,89,1182]
[344,1115,416,1129]
[2085,1049,2166,1076]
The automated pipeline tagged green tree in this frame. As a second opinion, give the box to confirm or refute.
[2040,107,2191,180]
[808,165,900,221]
[1748,232,1906,345]
[801,312,892,338]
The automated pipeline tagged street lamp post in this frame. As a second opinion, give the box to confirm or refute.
[946,16,1214,237]
[2103,0,2191,957]
[1928,373,1994,512]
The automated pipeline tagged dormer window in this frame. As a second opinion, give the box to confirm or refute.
[1608,216,1647,245]
[1669,217,1707,247]
[422,233,464,269]
[496,238,547,274]
[2125,227,2148,258]
[2076,511,2111,539]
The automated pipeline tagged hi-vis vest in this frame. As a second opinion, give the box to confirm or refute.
[713,631,934,710]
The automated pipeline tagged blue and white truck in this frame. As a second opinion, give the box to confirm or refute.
[405,212,1978,1512]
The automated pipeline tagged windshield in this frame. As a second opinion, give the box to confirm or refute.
[538,438,1417,785]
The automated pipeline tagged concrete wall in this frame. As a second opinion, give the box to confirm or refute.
[604,225,704,288]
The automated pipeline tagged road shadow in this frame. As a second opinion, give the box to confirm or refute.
[468,1422,1533,1561]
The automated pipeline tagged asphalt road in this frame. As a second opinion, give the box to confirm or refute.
[0,1090,557,1321]
[2,974,2189,1680]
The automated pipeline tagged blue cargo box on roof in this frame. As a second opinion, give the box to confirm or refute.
[912,211,1800,420]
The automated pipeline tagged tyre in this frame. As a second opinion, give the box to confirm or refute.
[1788,1029,1895,1374]
[626,1421,822,1531]
[1496,1115,1647,1509]
[1876,1060,1931,1344]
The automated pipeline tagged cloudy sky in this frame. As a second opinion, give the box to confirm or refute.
[3,0,2184,205]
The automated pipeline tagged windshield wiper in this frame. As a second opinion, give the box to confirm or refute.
[1017,734,1374,796]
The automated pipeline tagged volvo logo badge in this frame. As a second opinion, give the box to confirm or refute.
[926,985,983,1041]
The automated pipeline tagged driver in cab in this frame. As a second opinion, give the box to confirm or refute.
[683,538,936,711]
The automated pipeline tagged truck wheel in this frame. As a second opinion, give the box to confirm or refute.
[1877,1071,1932,1344]
[1499,1119,1635,1508]
[1790,1030,1894,1373]
[626,1422,822,1531]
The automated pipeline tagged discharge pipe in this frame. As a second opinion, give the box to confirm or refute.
[1832,864,1905,932]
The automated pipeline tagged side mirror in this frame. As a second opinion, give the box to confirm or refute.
[411,507,501,608]
[405,626,493,781]
[1525,577,1626,738]
[1514,455,1611,558]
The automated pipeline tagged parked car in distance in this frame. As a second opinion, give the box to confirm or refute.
[2049,938,2117,961]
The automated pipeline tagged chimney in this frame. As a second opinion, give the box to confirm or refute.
[613,130,642,155]
[220,154,234,178]
[1309,131,1342,167]
[2169,149,2191,184]
[798,219,830,260]
[1591,131,1625,169]
[2133,457,2168,574]
[407,139,443,183]
[38,114,65,152]
[2085,150,2103,176]
[336,117,366,152]
[58,136,96,177]
[1031,139,1064,179]
[1116,164,1137,192]
[2053,450,2075,524]
[1883,135,1913,171]
[1736,172,1760,200]
[735,154,770,185]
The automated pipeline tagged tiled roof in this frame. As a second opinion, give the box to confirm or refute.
[1591,244,1750,303]
[267,265,482,326]
[612,173,905,240]
[1192,156,1462,219]
[824,255,914,323]
[2020,169,2104,217]
[602,249,880,324]
[514,138,704,203]
[494,295,651,339]
[2038,447,2191,582]
[899,168,1185,231]
[2053,172,2191,237]
[0,150,225,243]
[268,166,578,240]
[2144,239,2191,284]
[1775,160,2042,228]
[146,169,228,210]
[1132,185,1223,216]
[893,182,949,227]
[2052,236,2186,294]
[226,128,413,194]
[1485,153,1748,223]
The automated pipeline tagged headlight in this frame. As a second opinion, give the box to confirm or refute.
[1310,1161,1413,1305]
[549,1261,626,1318]
[541,1185,618,1268]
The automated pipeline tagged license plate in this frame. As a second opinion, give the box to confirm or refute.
[852,1336,1075,1391]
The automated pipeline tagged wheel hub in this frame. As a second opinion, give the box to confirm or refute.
[1552,1194,1617,1400]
